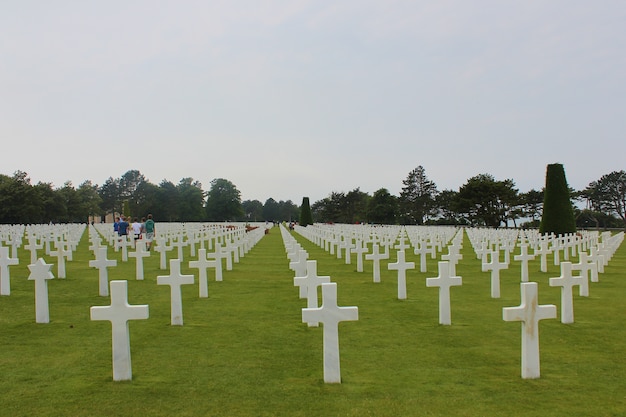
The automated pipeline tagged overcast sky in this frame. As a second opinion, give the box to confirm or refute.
[2,1,624,203]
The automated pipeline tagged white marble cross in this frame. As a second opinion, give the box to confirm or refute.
[441,245,462,276]
[128,240,150,280]
[579,251,599,283]
[572,251,598,296]
[90,280,149,381]
[588,246,605,274]
[351,240,369,272]
[157,259,194,326]
[289,250,309,298]
[294,260,331,327]
[388,250,415,300]
[188,248,216,298]
[482,251,508,298]
[223,242,234,271]
[302,282,358,383]
[365,243,388,283]
[0,246,19,295]
[395,234,410,252]
[343,237,354,265]
[413,240,430,272]
[426,261,462,325]
[118,236,131,262]
[503,282,556,379]
[513,243,535,282]
[28,258,55,323]
[207,243,226,281]
[475,241,490,263]
[549,261,583,324]
[551,239,561,266]
[24,237,43,265]
[171,237,188,262]
[153,237,172,270]
[49,244,69,279]
[89,246,117,296]
[535,240,552,273]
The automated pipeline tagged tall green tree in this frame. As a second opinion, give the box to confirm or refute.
[399,165,438,225]
[119,170,146,217]
[584,170,626,229]
[177,178,206,221]
[368,188,398,224]
[58,182,82,222]
[278,200,299,222]
[134,181,160,220]
[242,200,264,222]
[433,189,462,225]
[263,198,280,222]
[76,180,102,222]
[98,177,121,218]
[300,197,313,226]
[519,189,544,224]
[205,178,243,221]
[33,182,65,223]
[539,163,577,235]
[0,171,41,224]
[311,192,344,223]
[156,180,179,221]
[456,174,518,227]
[343,188,370,223]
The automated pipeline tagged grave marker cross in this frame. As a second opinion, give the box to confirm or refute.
[365,243,388,283]
[351,240,369,273]
[503,282,556,379]
[188,248,216,298]
[128,240,150,280]
[549,262,582,324]
[426,261,462,325]
[294,260,331,327]
[289,250,309,298]
[388,250,415,300]
[0,246,19,295]
[513,244,535,282]
[157,259,194,325]
[302,282,358,384]
[90,280,149,381]
[89,247,117,296]
[482,251,508,298]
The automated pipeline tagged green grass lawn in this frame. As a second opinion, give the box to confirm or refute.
[1,226,625,416]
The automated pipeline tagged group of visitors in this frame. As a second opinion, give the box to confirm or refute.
[113,214,156,250]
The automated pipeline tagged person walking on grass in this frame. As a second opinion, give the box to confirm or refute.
[131,217,142,241]
[144,214,155,250]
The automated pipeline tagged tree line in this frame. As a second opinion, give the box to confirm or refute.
[0,167,624,229]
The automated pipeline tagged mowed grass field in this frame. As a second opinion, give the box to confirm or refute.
[0,225,625,416]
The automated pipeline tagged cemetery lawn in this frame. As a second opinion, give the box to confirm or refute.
[1,226,625,417]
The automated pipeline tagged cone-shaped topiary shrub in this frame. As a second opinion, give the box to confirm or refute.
[539,163,577,235]
[299,197,313,227]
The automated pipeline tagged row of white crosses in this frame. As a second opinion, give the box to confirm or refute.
[281,225,359,384]
[89,222,269,381]
[469,228,625,378]
[294,224,459,282]
[295,224,468,324]
[289,225,470,376]
[0,224,87,296]
[0,224,87,324]
[294,224,625,380]
[0,221,266,382]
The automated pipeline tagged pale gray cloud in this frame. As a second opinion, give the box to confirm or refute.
[1,1,624,203]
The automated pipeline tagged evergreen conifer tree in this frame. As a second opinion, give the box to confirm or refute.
[539,163,576,235]
[299,197,313,226]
